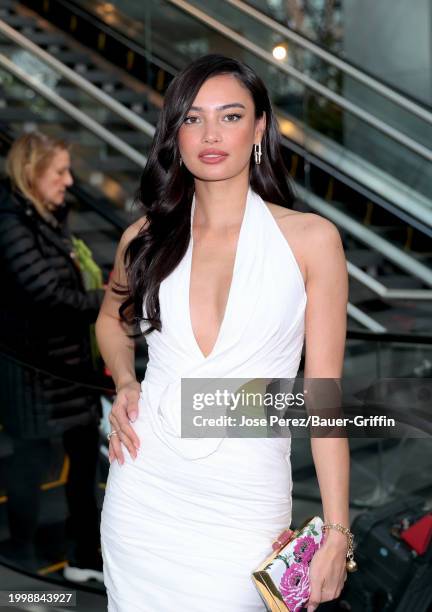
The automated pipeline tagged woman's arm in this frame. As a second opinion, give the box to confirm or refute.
[302,215,350,611]
[95,217,147,464]
[95,223,138,391]
[304,216,349,529]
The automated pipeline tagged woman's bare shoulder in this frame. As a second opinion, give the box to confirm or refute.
[265,202,341,243]
[265,202,343,281]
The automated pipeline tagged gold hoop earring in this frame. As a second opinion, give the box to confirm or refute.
[254,143,262,165]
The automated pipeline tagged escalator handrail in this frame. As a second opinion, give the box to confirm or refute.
[0,18,155,138]
[224,0,432,126]
[280,127,432,235]
[22,0,430,235]
[1,51,427,326]
[346,329,432,344]
[52,0,180,76]
[347,262,432,301]
[0,52,147,167]
[346,303,386,333]
[296,183,432,289]
[165,0,432,163]
[24,0,432,236]
[1,16,430,315]
[10,1,431,232]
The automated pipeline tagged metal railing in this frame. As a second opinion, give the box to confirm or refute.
[279,125,432,233]
[346,304,386,333]
[347,262,432,300]
[296,185,432,289]
[0,19,155,138]
[0,19,430,331]
[165,0,432,163]
[0,53,147,167]
[223,0,432,125]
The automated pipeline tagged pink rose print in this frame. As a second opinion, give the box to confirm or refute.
[293,535,318,564]
[280,562,311,612]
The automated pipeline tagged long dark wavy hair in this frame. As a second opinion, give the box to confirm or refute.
[118,54,296,334]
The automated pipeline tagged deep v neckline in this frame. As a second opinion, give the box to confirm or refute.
[187,189,251,361]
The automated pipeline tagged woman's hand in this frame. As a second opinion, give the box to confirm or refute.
[108,380,141,465]
[306,531,348,612]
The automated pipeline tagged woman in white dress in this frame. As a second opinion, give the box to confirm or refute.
[96,54,350,611]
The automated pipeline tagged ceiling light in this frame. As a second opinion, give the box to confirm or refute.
[272,44,287,61]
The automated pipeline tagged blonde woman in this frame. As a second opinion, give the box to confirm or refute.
[0,131,104,581]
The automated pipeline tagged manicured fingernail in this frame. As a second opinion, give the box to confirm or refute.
[129,411,137,422]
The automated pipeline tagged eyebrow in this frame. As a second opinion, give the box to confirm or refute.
[189,103,246,111]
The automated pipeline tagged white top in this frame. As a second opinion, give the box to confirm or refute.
[140,186,307,460]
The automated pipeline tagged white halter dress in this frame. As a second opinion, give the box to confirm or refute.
[101,187,307,611]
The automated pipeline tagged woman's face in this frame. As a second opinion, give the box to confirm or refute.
[177,74,265,182]
[34,148,73,211]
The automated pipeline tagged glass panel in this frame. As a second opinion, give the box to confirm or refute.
[344,340,432,378]
[73,0,432,204]
[0,32,153,208]
[294,338,432,511]
[244,0,343,53]
[292,436,432,510]
[0,347,108,584]
[220,1,430,114]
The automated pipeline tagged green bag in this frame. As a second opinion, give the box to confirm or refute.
[71,236,104,368]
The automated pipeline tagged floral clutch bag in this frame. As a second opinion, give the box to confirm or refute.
[252,516,325,612]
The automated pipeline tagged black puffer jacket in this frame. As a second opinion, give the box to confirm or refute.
[0,178,104,439]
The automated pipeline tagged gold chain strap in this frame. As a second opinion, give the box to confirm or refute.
[322,523,358,572]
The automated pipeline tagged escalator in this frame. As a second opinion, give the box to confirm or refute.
[9,0,432,335]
